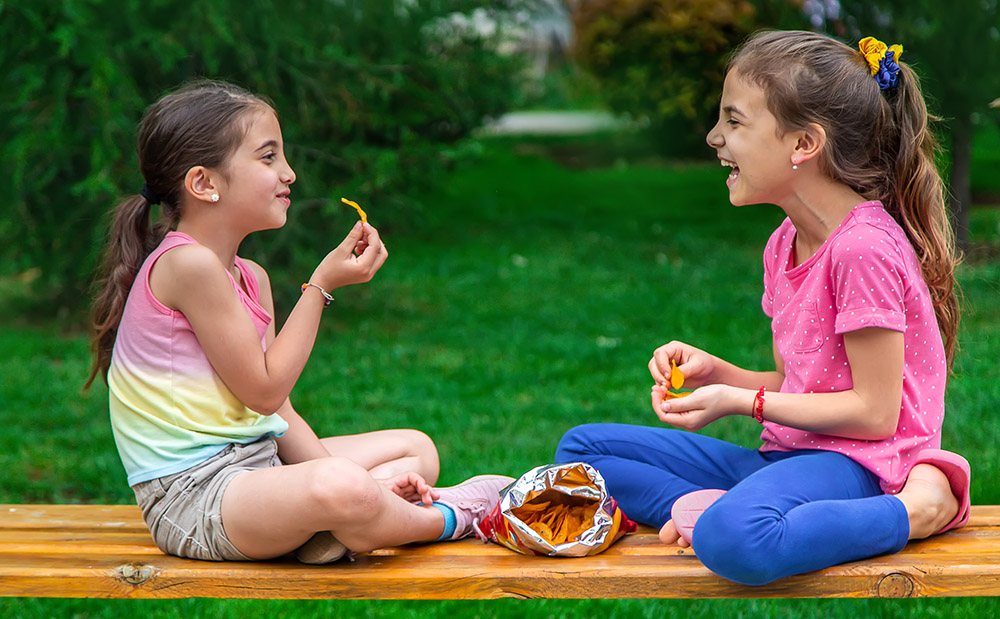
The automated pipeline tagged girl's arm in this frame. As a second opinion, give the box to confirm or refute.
[656,327,904,440]
[152,223,386,415]
[246,259,333,464]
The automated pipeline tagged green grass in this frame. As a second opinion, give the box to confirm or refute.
[2,139,998,616]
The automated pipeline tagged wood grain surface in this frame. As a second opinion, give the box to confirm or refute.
[1,504,997,599]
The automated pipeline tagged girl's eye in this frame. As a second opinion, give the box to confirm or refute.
[727,118,740,126]
[263,152,277,162]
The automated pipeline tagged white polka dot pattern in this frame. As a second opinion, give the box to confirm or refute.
[759,201,947,493]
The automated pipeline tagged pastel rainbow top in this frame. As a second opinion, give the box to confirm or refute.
[108,232,288,486]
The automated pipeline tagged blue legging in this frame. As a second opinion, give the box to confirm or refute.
[555,423,910,585]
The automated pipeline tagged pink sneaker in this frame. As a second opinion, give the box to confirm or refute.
[434,475,514,540]
[670,488,727,545]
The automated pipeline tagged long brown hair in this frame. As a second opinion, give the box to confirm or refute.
[85,80,272,388]
[730,30,961,370]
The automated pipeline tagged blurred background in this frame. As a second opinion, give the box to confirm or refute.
[2,0,997,317]
[1,1,998,617]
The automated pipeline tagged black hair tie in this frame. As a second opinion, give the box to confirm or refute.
[140,184,161,205]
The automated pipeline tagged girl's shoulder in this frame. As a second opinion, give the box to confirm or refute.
[829,207,909,261]
[155,241,224,278]
[149,242,230,312]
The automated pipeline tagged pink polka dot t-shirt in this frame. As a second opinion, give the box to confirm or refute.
[760,201,946,493]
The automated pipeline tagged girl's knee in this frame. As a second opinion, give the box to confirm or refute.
[401,429,437,462]
[555,423,605,462]
[306,458,384,522]
[398,429,439,482]
[691,501,784,586]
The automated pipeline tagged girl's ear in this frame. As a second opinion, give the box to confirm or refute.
[791,123,827,167]
[184,166,221,203]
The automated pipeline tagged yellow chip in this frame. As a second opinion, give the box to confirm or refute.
[341,197,367,224]
[663,359,691,400]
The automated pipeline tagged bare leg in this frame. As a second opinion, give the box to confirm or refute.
[894,463,960,540]
[320,429,440,484]
[221,455,445,559]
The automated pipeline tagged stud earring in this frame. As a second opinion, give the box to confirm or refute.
[211,193,220,202]
[792,165,799,171]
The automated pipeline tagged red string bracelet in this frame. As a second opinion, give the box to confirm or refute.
[752,387,766,423]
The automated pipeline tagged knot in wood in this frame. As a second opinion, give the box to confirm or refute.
[877,572,915,598]
[118,563,154,585]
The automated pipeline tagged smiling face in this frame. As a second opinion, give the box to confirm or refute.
[705,70,800,207]
[215,108,296,232]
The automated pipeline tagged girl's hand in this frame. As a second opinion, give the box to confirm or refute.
[651,383,740,431]
[649,341,716,390]
[381,472,439,505]
[311,222,388,292]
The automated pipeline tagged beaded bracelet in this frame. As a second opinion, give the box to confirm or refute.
[752,386,766,423]
[301,282,334,307]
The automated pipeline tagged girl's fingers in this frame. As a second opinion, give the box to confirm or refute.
[649,357,667,384]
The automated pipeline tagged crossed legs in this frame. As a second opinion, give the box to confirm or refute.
[222,428,446,559]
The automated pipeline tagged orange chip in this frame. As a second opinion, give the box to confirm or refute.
[341,197,367,224]
[663,359,691,401]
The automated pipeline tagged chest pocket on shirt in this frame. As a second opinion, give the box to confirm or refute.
[786,301,825,354]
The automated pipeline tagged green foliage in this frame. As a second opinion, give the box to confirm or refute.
[568,0,784,157]
[821,0,1000,243]
[832,0,1000,122]
[0,0,527,315]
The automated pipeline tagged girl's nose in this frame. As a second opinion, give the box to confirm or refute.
[706,121,724,148]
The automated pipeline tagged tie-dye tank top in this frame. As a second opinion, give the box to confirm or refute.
[108,232,288,485]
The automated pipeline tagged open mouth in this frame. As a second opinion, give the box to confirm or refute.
[720,158,739,185]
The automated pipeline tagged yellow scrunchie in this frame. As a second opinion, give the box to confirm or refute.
[858,36,903,76]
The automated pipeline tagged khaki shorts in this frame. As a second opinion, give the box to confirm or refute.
[132,436,280,561]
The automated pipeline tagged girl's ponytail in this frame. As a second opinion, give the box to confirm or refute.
[885,65,962,370]
[85,193,172,389]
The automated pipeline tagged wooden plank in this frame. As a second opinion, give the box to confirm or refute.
[1,504,998,600]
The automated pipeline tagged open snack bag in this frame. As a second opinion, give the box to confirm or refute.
[477,462,637,557]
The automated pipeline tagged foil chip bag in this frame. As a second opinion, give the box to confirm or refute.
[478,462,637,557]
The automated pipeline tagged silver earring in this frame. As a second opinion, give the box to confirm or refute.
[211,193,220,202]
[792,165,798,171]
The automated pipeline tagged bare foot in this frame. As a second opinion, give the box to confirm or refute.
[894,464,960,540]
[658,519,690,548]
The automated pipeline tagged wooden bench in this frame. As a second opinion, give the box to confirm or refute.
[1,504,998,599]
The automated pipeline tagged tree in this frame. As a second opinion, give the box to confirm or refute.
[569,0,761,156]
[0,0,528,315]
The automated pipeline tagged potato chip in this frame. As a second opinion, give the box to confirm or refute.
[663,359,691,400]
[341,197,367,224]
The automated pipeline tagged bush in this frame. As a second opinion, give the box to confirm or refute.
[0,0,527,316]
[569,0,763,157]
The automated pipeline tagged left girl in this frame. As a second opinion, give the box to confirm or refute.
[87,80,511,564]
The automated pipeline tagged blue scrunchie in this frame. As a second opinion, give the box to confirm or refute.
[875,50,901,90]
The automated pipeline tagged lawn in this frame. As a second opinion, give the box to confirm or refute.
[1,135,998,617]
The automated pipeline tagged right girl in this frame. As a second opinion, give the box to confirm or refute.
[557,30,971,585]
